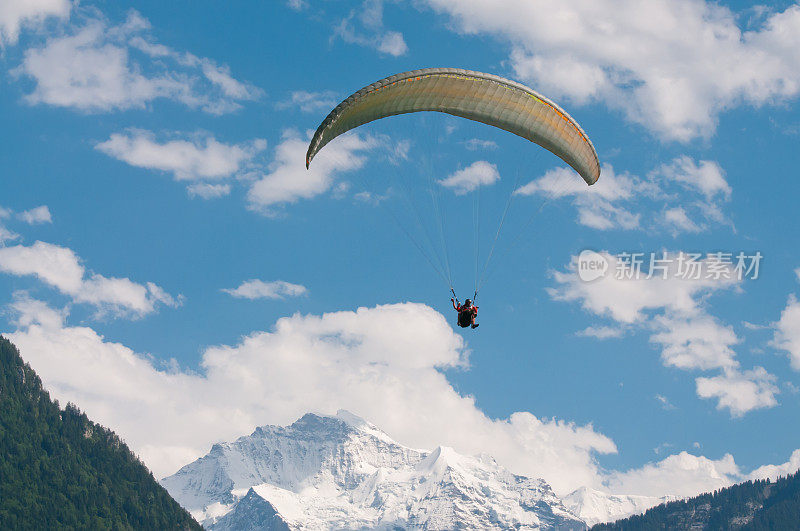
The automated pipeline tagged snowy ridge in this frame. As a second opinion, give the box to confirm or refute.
[162,410,585,529]
[563,486,681,527]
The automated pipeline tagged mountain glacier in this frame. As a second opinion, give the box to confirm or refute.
[161,410,586,529]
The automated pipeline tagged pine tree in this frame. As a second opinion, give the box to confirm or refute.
[0,335,202,530]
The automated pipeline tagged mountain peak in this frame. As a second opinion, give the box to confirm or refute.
[163,412,586,530]
[282,409,396,445]
[334,408,369,428]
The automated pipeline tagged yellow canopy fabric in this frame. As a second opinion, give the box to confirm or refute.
[306,68,600,185]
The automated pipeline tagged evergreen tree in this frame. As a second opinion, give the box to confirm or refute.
[593,468,800,530]
[0,335,202,530]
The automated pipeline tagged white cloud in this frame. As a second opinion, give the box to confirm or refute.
[222,280,308,300]
[437,160,500,195]
[286,0,307,11]
[664,207,702,234]
[463,138,498,151]
[247,130,376,214]
[0,208,20,245]
[7,295,796,499]
[333,0,408,57]
[96,130,266,183]
[516,157,731,234]
[650,314,738,371]
[0,226,20,245]
[423,0,800,141]
[97,128,381,211]
[655,156,731,200]
[0,241,178,318]
[549,252,732,324]
[604,452,740,498]
[516,164,638,203]
[187,183,231,200]
[516,164,644,231]
[377,30,408,56]
[0,0,70,45]
[276,90,338,113]
[550,252,778,416]
[6,299,617,495]
[749,449,800,481]
[576,325,624,340]
[772,294,800,371]
[17,205,52,224]
[655,394,676,411]
[695,368,779,417]
[17,11,261,114]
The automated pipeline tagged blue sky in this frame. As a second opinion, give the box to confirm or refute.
[2,0,800,498]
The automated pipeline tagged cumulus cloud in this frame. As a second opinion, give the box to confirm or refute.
[695,368,779,417]
[772,294,800,371]
[650,314,739,371]
[516,157,731,234]
[0,226,20,245]
[0,208,20,245]
[276,90,339,113]
[333,0,408,56]
[247,130,376,214]
[576,325,624,340]
[749,449,800,481]
[6,296,797,499]
[98,128,382,209]
[463,139,498,151]
[0,0,70,45]
[96,130,266,187]
[518,164,643,231]
[187,183,231,199]
[16,205,52,224]
[549,252,735,324]
[17,11,261,114]
[604,452,740,498]
[550,251,777,416]
[422,0,800,141]
[437,160,500,195]
[222,280,308,300]
[7,299,617,495]
[663,207,702,235]
[0,241,179,318]
[655,156,731,200]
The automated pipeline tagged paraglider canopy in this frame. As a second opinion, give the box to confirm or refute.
[306,67,600,185]
[304,68,602,309]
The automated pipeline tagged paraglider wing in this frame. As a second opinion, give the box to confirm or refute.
[306,68,600,185]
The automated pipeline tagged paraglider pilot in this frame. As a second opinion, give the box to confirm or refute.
[452,298,479,329]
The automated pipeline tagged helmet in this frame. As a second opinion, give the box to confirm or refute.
[464,299,472,306]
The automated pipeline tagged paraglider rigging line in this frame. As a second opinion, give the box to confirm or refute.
[473,168,525,300]
[350,164,453,290]
[424,153,455,291]
[479,171,577,289]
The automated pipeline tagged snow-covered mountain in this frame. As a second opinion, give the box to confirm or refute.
[563,486,680,527]
[161,410,586,530]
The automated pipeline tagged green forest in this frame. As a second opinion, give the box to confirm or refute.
[0,335,202,530]
[595,467,800,530]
